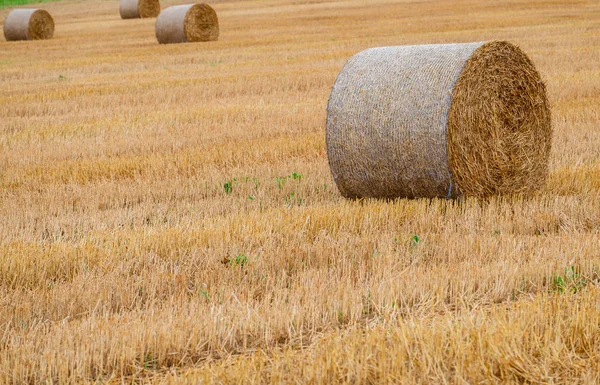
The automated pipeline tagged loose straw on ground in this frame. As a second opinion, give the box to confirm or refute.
[326,41,552,199]
[3,9,54,41]
[120,0,160,19]
[155,3,219,44]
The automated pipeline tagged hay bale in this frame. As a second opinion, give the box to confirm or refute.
[120,0,160,19]
[155,4,219,44]
[3,9,54,41]
[326,41,552,199]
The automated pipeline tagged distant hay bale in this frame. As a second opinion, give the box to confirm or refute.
[3,9,54,41]
[326,41,552,199]
[155,4,219,44]
[120,0,160,19]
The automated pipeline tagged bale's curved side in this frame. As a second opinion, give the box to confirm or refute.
[4,9,54,41]
[155,3,218,44]
[156,4,192,44]
[447,41,552,197]
[120,0,141,19]
[326,43,483,199]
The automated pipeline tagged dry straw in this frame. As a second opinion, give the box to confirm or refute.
[326,41,552,199]
[119,0,160,19]
[3,9,54,41]
[155,3,219,44]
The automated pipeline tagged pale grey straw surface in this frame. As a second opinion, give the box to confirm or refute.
[120,0,141,19]
[326,43,483,199]
[155,4,192,44]
[4,9,37,41]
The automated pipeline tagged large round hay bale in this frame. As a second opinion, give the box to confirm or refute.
[3,9,54,41]
[326,41,552,199]
[120,0,160,19]
[155,4,219,44]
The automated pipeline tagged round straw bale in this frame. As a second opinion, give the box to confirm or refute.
[3,9,54,41]
[155,4,219,44]
[120,0,160,19]
[326,41,551,199]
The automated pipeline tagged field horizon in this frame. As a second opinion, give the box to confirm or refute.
[1,0,600,383]
[0,0,61,8]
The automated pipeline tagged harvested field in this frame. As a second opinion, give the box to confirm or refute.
[0,0,599,383]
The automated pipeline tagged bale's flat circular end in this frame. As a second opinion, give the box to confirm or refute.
[28,9,54,40]
[447,41,552,197]
[138,0,160,18]
[184,3,219,42]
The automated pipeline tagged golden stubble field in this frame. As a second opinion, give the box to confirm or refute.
[1,0,600,383]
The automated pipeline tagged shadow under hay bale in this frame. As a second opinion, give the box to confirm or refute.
[155,3,219,44]
[326,41,552,199]
[3,9,54,41]
[120,0,160,20]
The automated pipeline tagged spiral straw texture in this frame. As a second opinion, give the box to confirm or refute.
[326,41,552,199]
